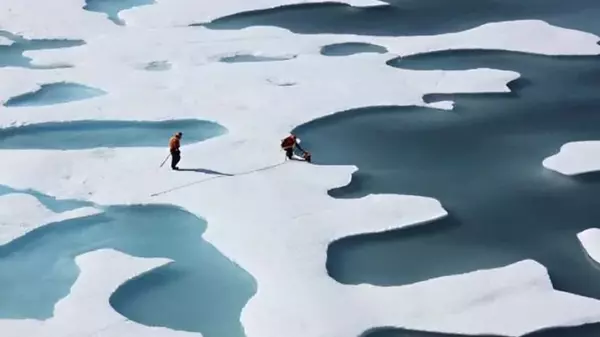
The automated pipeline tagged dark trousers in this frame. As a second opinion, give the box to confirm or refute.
[285,148,293,159]
[171,150,181,169]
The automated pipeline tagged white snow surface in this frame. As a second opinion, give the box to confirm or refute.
[0,249,197,337]
[0,193,100,245]
[0,36,13,46]
[0,0,383,39]
[544,141,600,175]
[1,3,600,337]
[0,0,119,40]
[578,229,600,265]
[19,20,600,70]
[120,0,386,29]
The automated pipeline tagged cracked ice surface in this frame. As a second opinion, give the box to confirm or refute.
[2,2,600,337]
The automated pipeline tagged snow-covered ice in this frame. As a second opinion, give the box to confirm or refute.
[119,0,387,29]
[544,141,600,176]
[0,193,99,245]
[2,0,600,336]
[4,152,600,337]
[0,0,383,39]
[0,0,119,40]
[0,57,519,129]
[0,249,197,337]
[578,229,600,265]
[0,36,13,46]
[19,20,600,71]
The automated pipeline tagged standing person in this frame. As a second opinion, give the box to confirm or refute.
[169,132,183,170]
[280,134,311,162]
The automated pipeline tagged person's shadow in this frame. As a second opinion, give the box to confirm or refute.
[177,168,234,176]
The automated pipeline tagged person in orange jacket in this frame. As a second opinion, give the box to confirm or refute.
[169,132,183,170]
[281,134,311,162]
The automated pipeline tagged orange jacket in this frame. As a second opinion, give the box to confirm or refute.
[169,136,180,151]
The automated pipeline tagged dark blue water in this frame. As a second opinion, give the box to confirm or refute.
[83,0,155,25]
[295,50,600,336]
[0,31,84,69]
[4,83,106,107]
[0,187,254,337]
[320,42,388,56]
[365,324,600,337]
[0,119,226,149]
[203,0,600,36]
